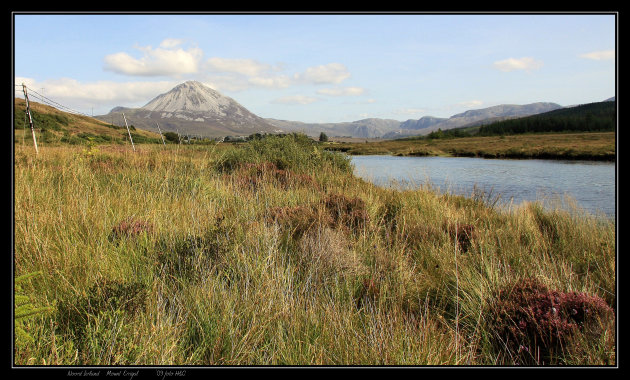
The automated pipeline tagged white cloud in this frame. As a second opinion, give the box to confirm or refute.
[203,61,354,91]
[459,100,483,108]
[317,87,365,96]
[248,75,292,89]
[104,40,203,77]
[159,38,184,49]
[205,58,353,90]
[271,95,320,105]
[579,50,615,61]
[201,75,254,92]
[493,57,543,72]
[294,63,351,84]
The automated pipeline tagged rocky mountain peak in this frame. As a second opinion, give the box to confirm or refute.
[140,80,234,114]
[97,80,278,137]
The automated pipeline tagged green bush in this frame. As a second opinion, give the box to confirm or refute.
[129,133,162,144]
[215,133,352,174]
[163,132,180,143]
[14,108,69,131]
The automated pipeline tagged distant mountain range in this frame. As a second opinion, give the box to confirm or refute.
[95,81,614,139]
[268,102,565,139]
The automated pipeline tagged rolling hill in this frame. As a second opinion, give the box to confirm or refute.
[14,97,163,145]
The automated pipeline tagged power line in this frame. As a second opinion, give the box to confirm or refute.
[15,85,93,118]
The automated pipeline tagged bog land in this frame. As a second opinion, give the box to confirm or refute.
[12,98,616,366]
[324,132,615,161]
[13,134,616,366]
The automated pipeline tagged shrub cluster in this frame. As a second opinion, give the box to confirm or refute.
[233,162,319,192]
[487,278,614,364]
[444,222,476,252]
[110,218,154,240]
[215,133,352,174]
[267,193,369,238]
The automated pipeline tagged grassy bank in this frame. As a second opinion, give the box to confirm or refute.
[14,135,615,365]
[325,132,615,161]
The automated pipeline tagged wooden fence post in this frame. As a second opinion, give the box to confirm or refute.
[22,84,39,154]
[156,122,166,146]
[122,113,136,152]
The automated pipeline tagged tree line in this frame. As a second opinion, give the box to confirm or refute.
[476,101,615,136]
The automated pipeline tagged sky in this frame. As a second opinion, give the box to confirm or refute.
[13,13,616,123]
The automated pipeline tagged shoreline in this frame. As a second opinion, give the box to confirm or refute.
[323,131,616,162]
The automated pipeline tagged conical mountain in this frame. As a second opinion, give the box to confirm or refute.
[96,81,279,137]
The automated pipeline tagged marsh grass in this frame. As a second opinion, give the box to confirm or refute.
[13,135,615,365]
[325,132,615,161]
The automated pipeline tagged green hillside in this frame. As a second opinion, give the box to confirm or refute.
[14,98,164,145]
[476,100,616,136]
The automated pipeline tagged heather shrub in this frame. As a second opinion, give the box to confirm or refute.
[86,152,127,172]
[486,278,614,365]
[267,205,329,239]
[323,193,369,231]
[234,162,319,192]
[267,193,369,239]
[444,222,476,253]
[110,218,154,240]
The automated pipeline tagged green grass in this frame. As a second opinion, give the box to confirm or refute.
[13,135,616,366]
[325,132,615,161]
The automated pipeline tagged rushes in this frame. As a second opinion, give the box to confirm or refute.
[13,138,615,366]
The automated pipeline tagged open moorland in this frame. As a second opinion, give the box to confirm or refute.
[14,133,616,366]
[323,132,615,161]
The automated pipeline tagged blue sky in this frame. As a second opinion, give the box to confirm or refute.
[14,13,616,123]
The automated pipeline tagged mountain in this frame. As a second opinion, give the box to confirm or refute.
[381,102,563,139]
[95,81,280,138]
[269,102,564,139]
[265,118,401,139]
[399,116,447,130]
[475,100,616,136]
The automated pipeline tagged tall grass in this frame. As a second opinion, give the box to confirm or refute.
[13,135,615,365]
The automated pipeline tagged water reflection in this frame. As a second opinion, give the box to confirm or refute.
[351,155,615,218]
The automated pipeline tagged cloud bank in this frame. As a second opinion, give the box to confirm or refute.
[493,57,543,72]
[104,42,203,77]
[579,50,615,61]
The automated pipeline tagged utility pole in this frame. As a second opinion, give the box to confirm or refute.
[122,113,136,152]
[156,122,166,146]
[22,83,39,154]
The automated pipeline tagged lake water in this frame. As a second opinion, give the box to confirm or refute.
[351,155,616,218]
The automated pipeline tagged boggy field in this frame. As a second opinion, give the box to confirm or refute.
[325,132,615,161]
[14,134,616,365]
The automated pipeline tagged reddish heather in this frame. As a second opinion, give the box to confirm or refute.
[489,278,614,364]
[111,218,154,239]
